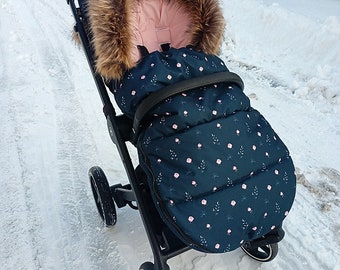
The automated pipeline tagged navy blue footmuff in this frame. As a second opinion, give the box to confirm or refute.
[113,47,296,253]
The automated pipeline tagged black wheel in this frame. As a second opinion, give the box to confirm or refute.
[241,242,278,262]
[88,166,117,226]
[139,262,154,270]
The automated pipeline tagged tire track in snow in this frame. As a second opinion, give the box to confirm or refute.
[21,1,128,269]
[0,2,51,269]
[28,2,129,268]
[1,1,127,269]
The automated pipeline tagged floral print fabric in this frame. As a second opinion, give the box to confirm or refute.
[113,47,296,253]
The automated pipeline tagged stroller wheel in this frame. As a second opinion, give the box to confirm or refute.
[139,262,154,270]
[241,242,278,262]
[88,166,117,226]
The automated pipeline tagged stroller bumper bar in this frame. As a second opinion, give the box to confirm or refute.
[132,71,244,142]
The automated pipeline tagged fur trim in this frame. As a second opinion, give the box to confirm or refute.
[180,0,225,55]
[86,0,225,80]
[87,0,135,80]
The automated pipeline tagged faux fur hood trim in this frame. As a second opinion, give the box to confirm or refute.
[87,0,225,80]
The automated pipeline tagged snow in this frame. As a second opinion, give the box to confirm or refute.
[0,0,339,269]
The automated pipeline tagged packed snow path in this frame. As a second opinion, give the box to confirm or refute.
[0,0,339,269]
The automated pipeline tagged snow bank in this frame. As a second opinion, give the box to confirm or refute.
[222,0,340,103]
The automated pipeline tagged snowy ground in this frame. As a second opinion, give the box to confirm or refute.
[0,0,339,269]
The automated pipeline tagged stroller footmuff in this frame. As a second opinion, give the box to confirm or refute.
[67,0,296,268]
[115,47,296,253]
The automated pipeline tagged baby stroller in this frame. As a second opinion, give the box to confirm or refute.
[67,0,296,269]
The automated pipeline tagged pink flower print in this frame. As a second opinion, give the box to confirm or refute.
[172,124,178,130]
[252,227,257,231]
[267,185,272,191]
[227,143,233,149]
[252,145,257,150]
[141,75,146,80]
[174,173,179,179]
[131,90,136,96]
[242,184,247,190]
[212,110,217,115]
[197,143,202,149]
[271,225,276,230]
[199,66,204,72]
[227,229,232,235]
[177,63,182,68]
[247,207,252,212]
[206,224,211,229]
[186,158,192,164]
[231,200,237,206]
[216,159,222,165]
[167,75,172,80]
[188,216,194,223]
[275,169,279,175]
[191,180,197,186]
[215,244,220,249]
[201,199,207,205]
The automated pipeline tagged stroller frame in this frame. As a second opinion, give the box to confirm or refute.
[67,1,285,269]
